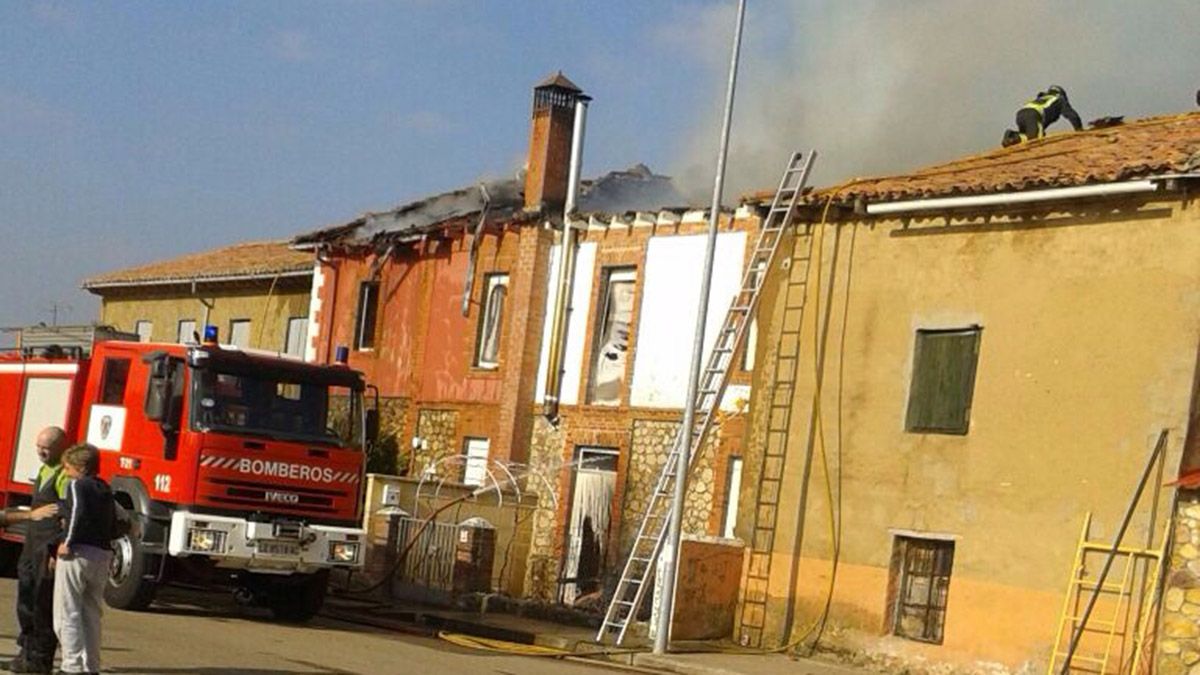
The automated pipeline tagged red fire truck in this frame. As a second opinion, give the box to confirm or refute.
[0,325,374,620]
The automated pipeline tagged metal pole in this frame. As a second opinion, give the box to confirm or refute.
[654,0,746,654]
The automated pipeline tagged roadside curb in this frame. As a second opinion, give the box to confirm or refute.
[632,654,742,675]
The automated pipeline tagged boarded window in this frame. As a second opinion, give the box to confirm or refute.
[177,319,197,344]
[228,319,251,348]
[905,327,981,434]
[475,274,508,368]
[134,320,153,343]
[587,268,636,405]
[99,358,131,405]
[354,281,380,350]
[284,317,308,358]
[462,437,490,486]
[890,536,954,644]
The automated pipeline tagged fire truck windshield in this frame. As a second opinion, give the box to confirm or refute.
[191,368,362,448]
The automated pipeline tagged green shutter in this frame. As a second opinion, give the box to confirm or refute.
[906,328,981,434]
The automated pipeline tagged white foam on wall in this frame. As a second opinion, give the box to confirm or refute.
[630,232,747,409]
[534,242,597,405]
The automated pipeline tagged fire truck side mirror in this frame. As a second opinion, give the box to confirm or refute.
[143,357,179,429]
[144,375,170,422]
[364,409,380,446]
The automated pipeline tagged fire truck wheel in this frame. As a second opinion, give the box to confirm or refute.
[267,570,329,622]
[105,532,158,610]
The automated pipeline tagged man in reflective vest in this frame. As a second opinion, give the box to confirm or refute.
[6,427,71,674]
[1002,85,1083,146]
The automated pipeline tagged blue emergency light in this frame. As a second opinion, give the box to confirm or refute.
[203,325,219,343]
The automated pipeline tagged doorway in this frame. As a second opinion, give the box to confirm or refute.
[560,446,619,606]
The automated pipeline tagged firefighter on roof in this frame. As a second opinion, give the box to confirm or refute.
[1002,85,1083,147]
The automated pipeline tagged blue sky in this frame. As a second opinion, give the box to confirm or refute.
[2,1,1197,332]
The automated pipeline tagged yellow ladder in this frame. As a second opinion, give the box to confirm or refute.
[1048,513,1167,675]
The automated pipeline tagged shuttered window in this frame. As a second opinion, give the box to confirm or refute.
[905,327,981,435]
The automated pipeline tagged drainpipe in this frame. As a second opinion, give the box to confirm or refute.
[543,95,590,422]
[191,279,214,341]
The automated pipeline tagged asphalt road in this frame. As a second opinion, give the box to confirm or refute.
[0,579,614,674]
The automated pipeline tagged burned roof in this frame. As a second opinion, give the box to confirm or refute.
[82,240,312,290]
[761,111,1200,209]
[293,164,685,248]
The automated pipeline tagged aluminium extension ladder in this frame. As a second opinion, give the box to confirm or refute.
[595,150,817,645]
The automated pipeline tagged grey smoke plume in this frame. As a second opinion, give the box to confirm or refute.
[667,0,1200,202]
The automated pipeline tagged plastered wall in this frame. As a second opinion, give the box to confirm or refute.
[98,281,311,352]
[739,197,1200,669]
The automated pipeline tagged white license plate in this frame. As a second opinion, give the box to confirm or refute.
[257,540,299,557]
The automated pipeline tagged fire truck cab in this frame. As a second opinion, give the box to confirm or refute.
[0,326,373,621]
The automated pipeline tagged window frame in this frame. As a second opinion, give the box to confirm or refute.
[354,281,380,351]
[474,273,509,369]
[228,318,252,349]
[904,326,982,435]
[284,316,308,359]
[98,358,132,405]
[134,320,153,343]
[586,266,638,405]
[721,456,743,539]
[461,437,491,487]
[177,319,197,345]
[889,535,955,645]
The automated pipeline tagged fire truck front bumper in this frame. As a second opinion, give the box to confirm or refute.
[167,511,365,574]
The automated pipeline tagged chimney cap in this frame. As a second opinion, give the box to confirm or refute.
[534,70,583,93]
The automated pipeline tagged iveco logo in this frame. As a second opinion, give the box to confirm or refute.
[264,490,300,504]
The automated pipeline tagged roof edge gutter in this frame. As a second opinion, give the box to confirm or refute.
[864,179,1161,216]
[82,269,312,291]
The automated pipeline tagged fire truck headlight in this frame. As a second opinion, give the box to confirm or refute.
[328,541,359,563]
[188,529,226,553]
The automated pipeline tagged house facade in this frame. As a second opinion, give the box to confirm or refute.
[295,73,761,605]
[82,240,314,355]
[734,113,1200,671]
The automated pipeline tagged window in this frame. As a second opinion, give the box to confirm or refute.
[722,456,743,539]
[228,319,251,349]
[474,274,508,368]
[890,536,954,644]
[134,320,153,343]
[284,317,308,359]
[177,319,197,344]
[354,281,380,350]
[99,358,131,405]
[462,437,490,486]
[741,261,766,371]
[587,268,637,405]
[905,327,982,434]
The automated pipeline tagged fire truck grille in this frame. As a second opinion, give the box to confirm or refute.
[205,478,347,515]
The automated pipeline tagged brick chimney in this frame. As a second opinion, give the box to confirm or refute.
[524,71,587,212]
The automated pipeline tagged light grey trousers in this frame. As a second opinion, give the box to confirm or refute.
[53,545,112,674]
